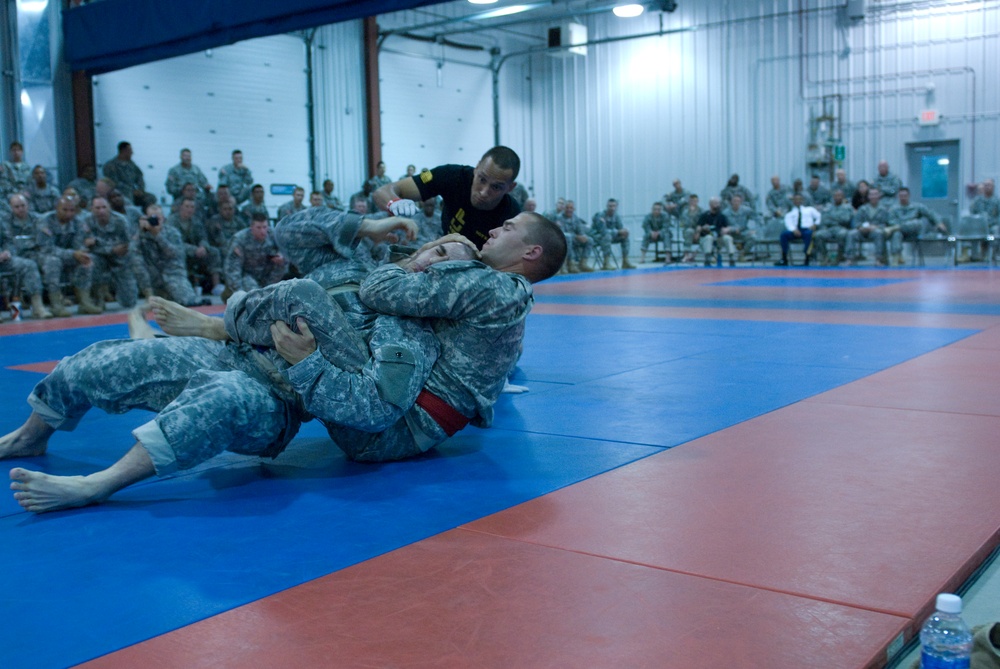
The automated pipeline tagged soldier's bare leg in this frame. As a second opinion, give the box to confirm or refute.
[10,443,155,513]
[0,413,54,459]
[149,296,228,340]
[127,305,158,339]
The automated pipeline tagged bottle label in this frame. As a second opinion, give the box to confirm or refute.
[921,650,970,669]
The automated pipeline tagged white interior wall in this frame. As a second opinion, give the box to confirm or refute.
[92,34,309,216]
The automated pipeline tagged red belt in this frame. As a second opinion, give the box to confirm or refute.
[416,389,470,436]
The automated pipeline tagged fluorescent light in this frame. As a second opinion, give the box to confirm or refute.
[937,158,950,166]
[468,0,499,4]
[20,90,31,107]
[613,4,644,17]
[474,4,537,18]
[18,0,48,13]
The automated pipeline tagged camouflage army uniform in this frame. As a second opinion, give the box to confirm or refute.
[167,212,222,280]
[970,195,1000,234]
[678,205,703,253]
[35,211,94,294]
[133,222,198,305]
[217,163,254,204]
[102,158,145,202]
[888,202,941,256]
[832,179,856,202]
[720,185,756,211]
[206,211,246,252]
[276,200,307,221]
[873,172,903,200]
[556,212,592,265]
[27,183,61,214]
[413,209,443,246]
[66,177,97,207]
[814,202,853,262]
[590,210,630,261]
[806,185,832,211]
[845,202,890,262]
[223,227,287,291]
[0,161,32,196]
[664,189,690,217]
[721,205,758,258]
[0,218,44,299]
[642,212,671,253]
[166,163,210,201]
[84,210,138,308]
[765,186,792,219]
[241,200,269,221]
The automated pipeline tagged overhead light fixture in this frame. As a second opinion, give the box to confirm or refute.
[468,0,499,4]
[613,4,644,17]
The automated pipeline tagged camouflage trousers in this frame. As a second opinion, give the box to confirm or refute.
[144,262,198,305]
[35,252,92,293]
[28,337,304,475]
[0,255,43,297]
[91,254,138,308]
[230,262,288,293]
[595,233,630,258]
[225,278,442,461]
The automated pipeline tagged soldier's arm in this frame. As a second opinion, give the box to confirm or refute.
[373,177,422,212]
[360,262,485,321]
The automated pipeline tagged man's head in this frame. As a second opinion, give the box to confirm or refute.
[96,178,114,199]
[555,197,565,212]
[524,198,537,212]
[727,174,739,187]
[563,200,575,218]
[983,178,995,197]
[108,189,125,211]
[878,160,889,177]
[832,189,845,205]
[792,193,804,208]
[219,199,236,219]
[292,187,304,206]
[421,198,437,217]
[179,149,192,167]
[250,217,270,242]
[145,203,164,219]
[605,198,618,216]
[9,194,28,218]
[62,189,81,210]
[9,141,23,162]
[376,161,386,177]
[181,182,198,200]
[56,197,77,222]
[232,150,243,168]
[836,168,847,183]
[898,187,911,206]
[405,164,416,177]
[652,201,663,216]
[407,241,476,273]
[688,194,699,209]
[80,164,96,180]
[117,141,132,159]
[309,191,324,207]
[730,194,743,211]
[179,198,196,220]
[809,175,821,189]
[708,197,722,213]
[771,175,781,189]
[91,197,111,223]
[673,178,683,191]
[792,178,804,192]
[215,185,231,202]
[868,188,882,205]
[471,146,519,211]
[31,165,46,186]
[350,194,368,214]
[323,179,334,194]
[251,184,264,203]
[481,211,567,282]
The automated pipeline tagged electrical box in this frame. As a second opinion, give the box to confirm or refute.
[547,22,587,57]
[846,0,865,20]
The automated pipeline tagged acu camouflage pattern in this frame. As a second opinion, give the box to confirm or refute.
[102,158,145,200]
[590,210,630,256]
[217,163,254,204]
[223,226,287,291]
[35,210,93,292]
[133,223,198,305]
[642,211,671,251]
[85,210,138,307]
[0,161,32,196]
[0,217,43,296]
[166,163,210,200]
[970,195,1000,231]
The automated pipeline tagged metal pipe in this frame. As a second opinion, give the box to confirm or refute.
[303,28,317,191]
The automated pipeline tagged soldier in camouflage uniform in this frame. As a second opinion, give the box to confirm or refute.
[765,176,793,220]
[167,197,222,293]
[722,194,759,261]
[887,187,947,264]
[678,195,703,262]
[108,189,143,235]
[133,204,199,305]
[872,161,903,201]
[970,178,999,234]
[223,213,287,293]
[556,200,593,272]
[241,184,269,221]
[832,169,856,203]
[0,141,32,198]
[277,187,307,221]
[0,196,50,318]
[845,188,890,265]
[84,197,138,309]
[27,166,61,214]
[720,174,756,211]
[4,212,566,511]
[322,179,345,212]
[413,198,442,246]
[66,165,98,209]
[813,189,854,264]
[217,150,254,205]
[663,179,689,219]
[805,176,832,211]
[640,201,671,263]
[590,198,634,269]
[206,198,246,252]
[166,149,211,203]
[34,198,102,315]
[102,141,146,204]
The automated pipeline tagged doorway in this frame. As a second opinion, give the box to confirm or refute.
[905,140,960,225]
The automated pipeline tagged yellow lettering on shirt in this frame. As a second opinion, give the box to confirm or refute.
[448,208,466,234]
[420,170,433,184]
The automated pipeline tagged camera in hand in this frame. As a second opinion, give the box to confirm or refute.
[148,216,160,226]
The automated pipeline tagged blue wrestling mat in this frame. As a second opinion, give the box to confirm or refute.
[707,277,913,288]
[0,315,977,668]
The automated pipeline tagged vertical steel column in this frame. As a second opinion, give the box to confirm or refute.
[0,0,23,149]
[363,16,381,178]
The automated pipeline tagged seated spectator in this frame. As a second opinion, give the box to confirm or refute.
[887,186,947,265]
[0,194,50,319]
[107,189,142,235]
[775,193,820,266]
[413,198,442,246]
[556,200,592,273]
[833,168,856,203]
[241,183,269,221]
[722,194,759,261]
[806,175,832,211]
[845,187,890,265]
[102,140,146,204]
[851,179,871,210]
[205,198,246,252]
[217,150,253,205]
[309,191,325,208]
[813,189,853,265]
[640,201,671,264]
[678,194,703,263]
[166,148,211,203]
[167,197,223,295]
[222,212,287,297]
[720,173,756,211]
[695,197,735,267]
[322,179,344,211]
[36,197,103,315]
[523,198,538,213]
[84,196,138,310]
[27,166,60,214]
[1,141,32,197]
[133,203,202,306]
[664,179,689,218]
[591,198,634,269]
[766,175,792,220]
[277,187,306,221]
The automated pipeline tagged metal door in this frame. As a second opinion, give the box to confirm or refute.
[905,140,960,225]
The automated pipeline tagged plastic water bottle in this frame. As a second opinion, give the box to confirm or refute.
[920,593,973,669]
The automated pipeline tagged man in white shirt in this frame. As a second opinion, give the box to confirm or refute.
[776,193,821,266]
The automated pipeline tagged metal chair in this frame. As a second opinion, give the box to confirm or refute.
[947,215,996,266]
[750,219,786,266]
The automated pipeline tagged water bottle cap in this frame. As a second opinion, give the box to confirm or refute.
[936,593,962,614]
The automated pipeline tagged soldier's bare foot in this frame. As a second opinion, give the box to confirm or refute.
[0,413,54,459]
[149,296,218,338]
[127,305,158,339]
[10,468,107,513]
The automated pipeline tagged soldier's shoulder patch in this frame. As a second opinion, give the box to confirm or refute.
[420,170,433,184]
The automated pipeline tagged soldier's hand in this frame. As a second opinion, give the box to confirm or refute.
[650,231,660,240]
[387,198,419,217]
[270,253,285,265]
[195,246,208,259]
[112,243,129,257]
[359,216,418,244]
[271,318,317,365]
[84,236,96,247]
[73,250,92,266]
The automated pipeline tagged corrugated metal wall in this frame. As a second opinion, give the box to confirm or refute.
[494,0,999,221]
[93,34,309,214]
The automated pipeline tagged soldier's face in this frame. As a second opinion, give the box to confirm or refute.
[564,202,575,217]
[470,157,514,211]
[878,162,888,176]
[181,150,192,166]
[293,190,304,205]
[984,180,995,197]
[251,220,269,241]
[833,191,844,205]
[898,190,910,206]
[220,202,235,218]
[324,181,334,194]
[407,241,474,273]
[252,187,264,202]
[182,184,197,198]
[57,202,76,221]
[92,198,110,221]
[10,145,23,162]
[32,167,46,185]
[181,201,196,218]
[108,192,124,209]
[310,193,323,207]
[652,204,663,216]
[10,197,27,217]
[606,201,617,215]
[869,190,880,205]
[233,153,243,168]
[481,214,534,270]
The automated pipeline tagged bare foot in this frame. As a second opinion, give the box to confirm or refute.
[149,296,225,339]
[127,305,158,339]
[0,413,54,459]
[10,468,108,513]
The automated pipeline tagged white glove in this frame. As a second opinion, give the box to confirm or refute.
[387,198,419,217]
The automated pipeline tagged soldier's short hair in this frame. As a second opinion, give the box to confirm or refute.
[9,141,23,150]
[232,149,242,156]
[251,183,263,192]
[481,146,520,181]
[251,211,269,222]
[522,213,567,282]
[117,141,131,153]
